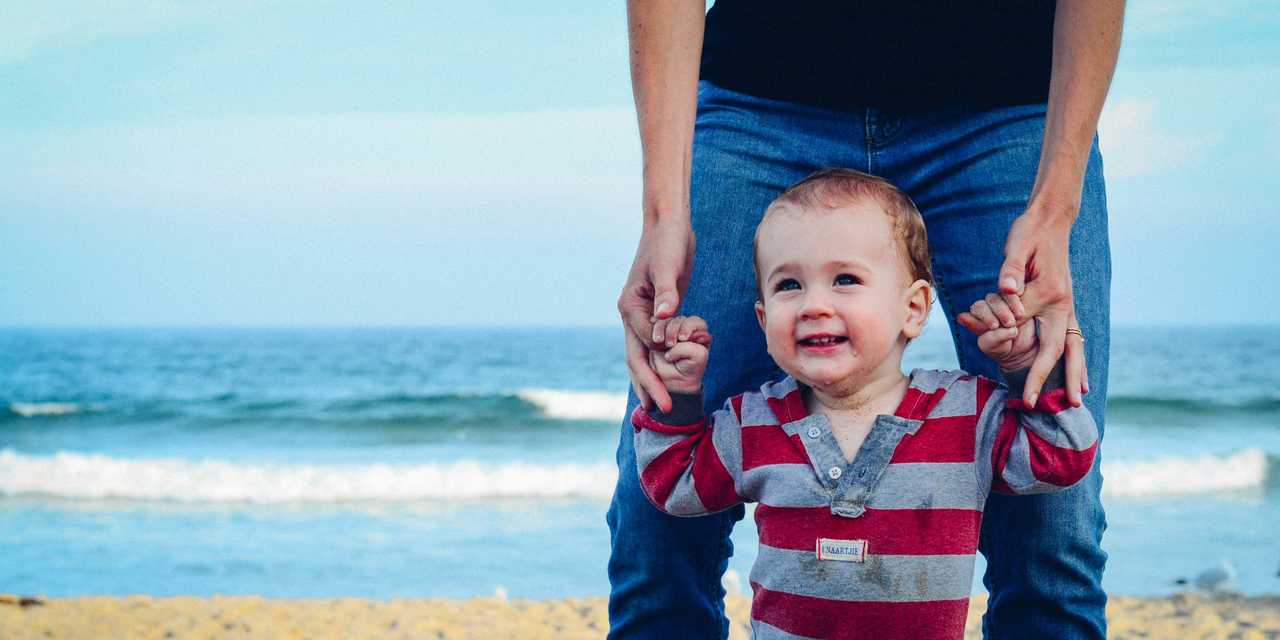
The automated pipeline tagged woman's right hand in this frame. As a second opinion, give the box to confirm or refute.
[618,214,696,412]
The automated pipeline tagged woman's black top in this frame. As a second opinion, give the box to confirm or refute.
[700,0,1057,111]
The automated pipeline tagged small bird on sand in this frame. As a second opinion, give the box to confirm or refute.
[722,569,744,596]
[1174,559,1238,595]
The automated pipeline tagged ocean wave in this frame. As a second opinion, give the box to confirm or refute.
[1,390,629,428]
[516,389,627,422]
[24,389,1272,428]
[327,389,627,424]
[323,392,486,412]
[7,402,89,418]
[1106,395,1280,414]
[0,449,616,503]
[1101,449,1271,497]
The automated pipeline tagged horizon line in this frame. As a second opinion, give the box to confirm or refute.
[2,322,1277,331]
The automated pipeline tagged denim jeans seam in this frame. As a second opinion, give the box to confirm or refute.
[863,110,873,172]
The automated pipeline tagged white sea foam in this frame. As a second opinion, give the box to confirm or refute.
[1101,449,1270,497]
[517,389,626,422]
[0,449,617,503]
[8,402,85,417]
[1,447,1265,504]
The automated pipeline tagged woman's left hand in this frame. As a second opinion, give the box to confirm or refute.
[997,201,1088,408]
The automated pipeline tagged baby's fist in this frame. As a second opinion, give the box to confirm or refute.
[647,315,711,394]
[957,293,1037,371]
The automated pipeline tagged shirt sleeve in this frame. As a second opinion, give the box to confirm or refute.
[976,361,1100,496]
[631,391,747,516]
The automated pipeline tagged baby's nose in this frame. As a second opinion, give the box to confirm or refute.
[799,292,835,318]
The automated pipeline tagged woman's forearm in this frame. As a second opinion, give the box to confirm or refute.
[1031,0,1125,223]
[627,0,704,224]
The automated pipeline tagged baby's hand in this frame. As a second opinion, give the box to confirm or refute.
[647,315,711,395]
[957,293,1037,372]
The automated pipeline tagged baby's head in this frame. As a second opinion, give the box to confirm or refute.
[752,169,933,394]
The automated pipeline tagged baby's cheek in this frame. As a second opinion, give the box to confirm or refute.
[762,339,788,373]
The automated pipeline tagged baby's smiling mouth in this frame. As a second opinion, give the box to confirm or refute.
[798,334,848,346]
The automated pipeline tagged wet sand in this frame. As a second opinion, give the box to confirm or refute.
[4,593,1280,639]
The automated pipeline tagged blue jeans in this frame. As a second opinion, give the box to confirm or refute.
[607,81,1110,639]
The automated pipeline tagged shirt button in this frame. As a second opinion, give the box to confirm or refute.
[828,467,843,480]
[807,427,821,438]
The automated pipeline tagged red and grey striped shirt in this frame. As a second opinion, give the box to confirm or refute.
[632,367,1098,639]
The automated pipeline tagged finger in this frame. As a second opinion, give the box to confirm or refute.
[998,252,1027,297]
[667,316,686,343]
[651,317,671,345]
[682,316,711,346]
[1064,328,1084,408]
[985,293,1017,327]
[625,330,670,412]
[620,283,657,345]
[1001,291,1027,321]
[977,326,1017,354]
[665,343,706,376]
[663,342,704,377]
[1081,348,1091,395]
[664,341,705,364]
[661,317,684,348]
[678,315,707,340]
[672,316,697,346]
[1012,317,1038,354]
[619,293,657,409]
[1070,311,1091,397]
[651,264,681,320]
[969,299,999,330]
[677,316,696,347]
[628,370,650,409]
[1024,314,1067,406]
[956,312,988,336]
[1066,310,1088,404]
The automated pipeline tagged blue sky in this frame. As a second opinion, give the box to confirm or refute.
[1,1,1277,327]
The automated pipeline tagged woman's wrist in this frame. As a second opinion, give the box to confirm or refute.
[1022,187,1081,228]
[1028,149,1089,224]
[641,154,692,223]
[642,195,691,225]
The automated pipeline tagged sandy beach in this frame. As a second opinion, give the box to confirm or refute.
[4,593,1280,639]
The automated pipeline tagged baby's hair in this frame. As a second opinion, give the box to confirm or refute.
[754,168,933,300]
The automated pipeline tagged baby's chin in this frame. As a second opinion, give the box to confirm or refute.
[771,352,859,390]
[789,367,857,394]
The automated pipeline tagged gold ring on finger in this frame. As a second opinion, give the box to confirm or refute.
[1065,328,1085,343]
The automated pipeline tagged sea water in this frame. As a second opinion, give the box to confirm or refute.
[2,326,1278,598]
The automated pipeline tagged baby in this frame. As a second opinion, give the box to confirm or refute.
[631,169,1098,639]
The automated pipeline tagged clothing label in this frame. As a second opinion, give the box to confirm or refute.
[816,538,867,562]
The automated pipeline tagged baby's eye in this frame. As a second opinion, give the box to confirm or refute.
[774,278,800,292]
[834,274,860,286]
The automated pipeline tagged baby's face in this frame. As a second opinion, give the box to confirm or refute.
[754,203,924,395]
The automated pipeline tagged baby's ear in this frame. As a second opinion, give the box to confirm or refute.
[902,280,931,339]
[754,300,767,332]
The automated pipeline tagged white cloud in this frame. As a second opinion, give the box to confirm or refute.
[1097,98,1219,179]
[0,1,261,65]
[1127,1,1280,35]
